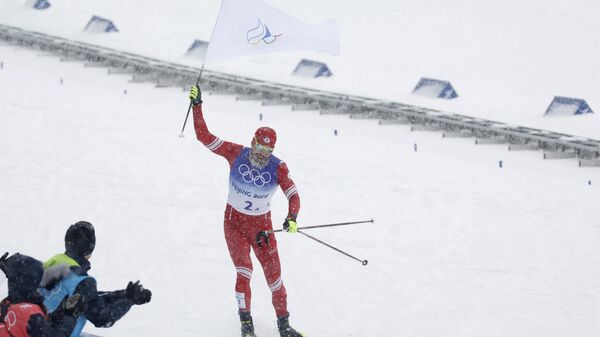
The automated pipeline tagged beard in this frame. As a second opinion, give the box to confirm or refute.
[249,150,270,168]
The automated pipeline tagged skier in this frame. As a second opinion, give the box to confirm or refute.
[39,221,152,337]
[0,252,84,337]
[189,85,305,337]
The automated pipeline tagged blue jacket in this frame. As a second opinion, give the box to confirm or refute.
[40,253,132,337]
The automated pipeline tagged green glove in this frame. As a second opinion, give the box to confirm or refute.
[189,85,202,105]
[283,219,298,233]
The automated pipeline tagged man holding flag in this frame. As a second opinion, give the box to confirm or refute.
[189,85,303,337]
[185,0,339,336]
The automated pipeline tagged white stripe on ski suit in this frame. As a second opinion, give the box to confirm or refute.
[284,186,297,199]
[236,267,252,280]
[268,277,283,292]
[208,138,224,151]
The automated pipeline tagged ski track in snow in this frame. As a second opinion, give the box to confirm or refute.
[1,44,600,337]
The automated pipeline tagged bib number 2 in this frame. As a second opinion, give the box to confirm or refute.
[243,201,269,212]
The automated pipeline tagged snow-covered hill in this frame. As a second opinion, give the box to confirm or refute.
[1,40,600,337]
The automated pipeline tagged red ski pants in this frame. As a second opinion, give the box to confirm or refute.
[223,204,288,317]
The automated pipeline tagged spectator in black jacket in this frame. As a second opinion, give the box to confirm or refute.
[0,252,83,337]
[39,221,152,337]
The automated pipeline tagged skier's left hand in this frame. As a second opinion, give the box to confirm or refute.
[283,218,298,233]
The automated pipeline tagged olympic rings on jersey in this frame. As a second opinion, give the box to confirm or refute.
[238,164,272,187]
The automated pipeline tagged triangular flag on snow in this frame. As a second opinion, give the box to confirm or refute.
[204,0,340,64]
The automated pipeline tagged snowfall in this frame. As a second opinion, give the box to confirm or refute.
[0,1,599,337]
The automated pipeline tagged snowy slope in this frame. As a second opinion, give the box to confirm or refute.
[0,0,599,139]
[1,43,600,337]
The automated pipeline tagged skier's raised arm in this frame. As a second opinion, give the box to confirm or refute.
[190,86,242,166]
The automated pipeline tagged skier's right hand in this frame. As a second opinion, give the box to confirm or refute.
[189,85,202,105]
[256,231,270,248]
[126,280,152,305]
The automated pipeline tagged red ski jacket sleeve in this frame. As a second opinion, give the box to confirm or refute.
[193,104,243,167]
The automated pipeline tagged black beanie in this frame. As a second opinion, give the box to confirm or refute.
[2,253,44,297]
[65,221,96,257]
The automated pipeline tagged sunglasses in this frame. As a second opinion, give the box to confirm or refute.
[253,138,274,153]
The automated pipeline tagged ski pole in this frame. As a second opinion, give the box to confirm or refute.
[265,219,374,234]
[298,230,368,266]
[179,64,205,138]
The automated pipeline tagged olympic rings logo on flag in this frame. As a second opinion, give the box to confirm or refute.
[238,164,272,187]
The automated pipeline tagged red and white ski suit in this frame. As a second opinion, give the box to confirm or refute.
[193,104,300,317]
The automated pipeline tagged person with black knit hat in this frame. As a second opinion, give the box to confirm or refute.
[39,221,152,337]
[64,221,96,259]
[0,252,84,337]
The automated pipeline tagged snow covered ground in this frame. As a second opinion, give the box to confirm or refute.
[1,0,599,139]
[1,40,600,337]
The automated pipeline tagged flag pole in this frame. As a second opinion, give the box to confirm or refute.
[178,64,205,138]
[178,0,225,138]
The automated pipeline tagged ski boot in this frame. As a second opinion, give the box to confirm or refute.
[277,313,305,337]
[240,311,257,337]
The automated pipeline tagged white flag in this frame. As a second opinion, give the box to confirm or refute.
[204,0,340,64]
